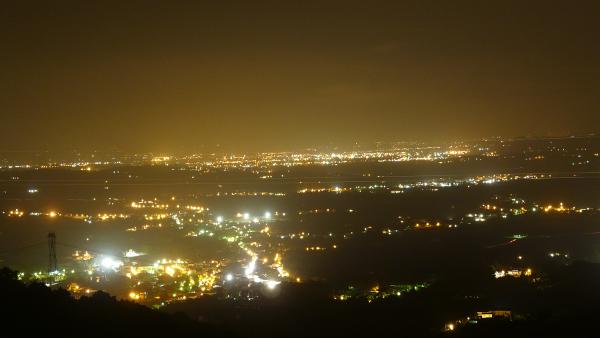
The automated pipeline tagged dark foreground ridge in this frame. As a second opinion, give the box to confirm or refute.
[2,262,600,338]
[0,267,229,338]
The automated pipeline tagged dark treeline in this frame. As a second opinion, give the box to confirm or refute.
[0,267,230,338]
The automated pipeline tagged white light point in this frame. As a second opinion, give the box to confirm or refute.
[266,280,280,290]
[244,257,257,278]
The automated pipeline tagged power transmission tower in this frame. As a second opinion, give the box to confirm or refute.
[48,232,57,273]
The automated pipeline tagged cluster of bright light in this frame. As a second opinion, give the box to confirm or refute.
[297,174,547,195]
[414,221,443,228]
[99,256,124,271]
[549,252,568,258]
[494,268,532,279]
[544,202,572,213]
[233,211,276,223]
[73,250,93,261]
[185,147,473,169]
[7,209,24,217]
[98,213,128,221]
[186,205,204,211]
[144,213,168,220]
[265,280,280,290]
[151,156,171,162]
[130,200,172,209]
[124,249,145,258]
[129,291,142,300]
[272,253,290,278]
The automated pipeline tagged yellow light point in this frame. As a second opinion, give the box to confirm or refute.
[49,211,57,218]
[296,277,301,283]
[67,283,81,292]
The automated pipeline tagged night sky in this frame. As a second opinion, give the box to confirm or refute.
[1,1,599,152]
